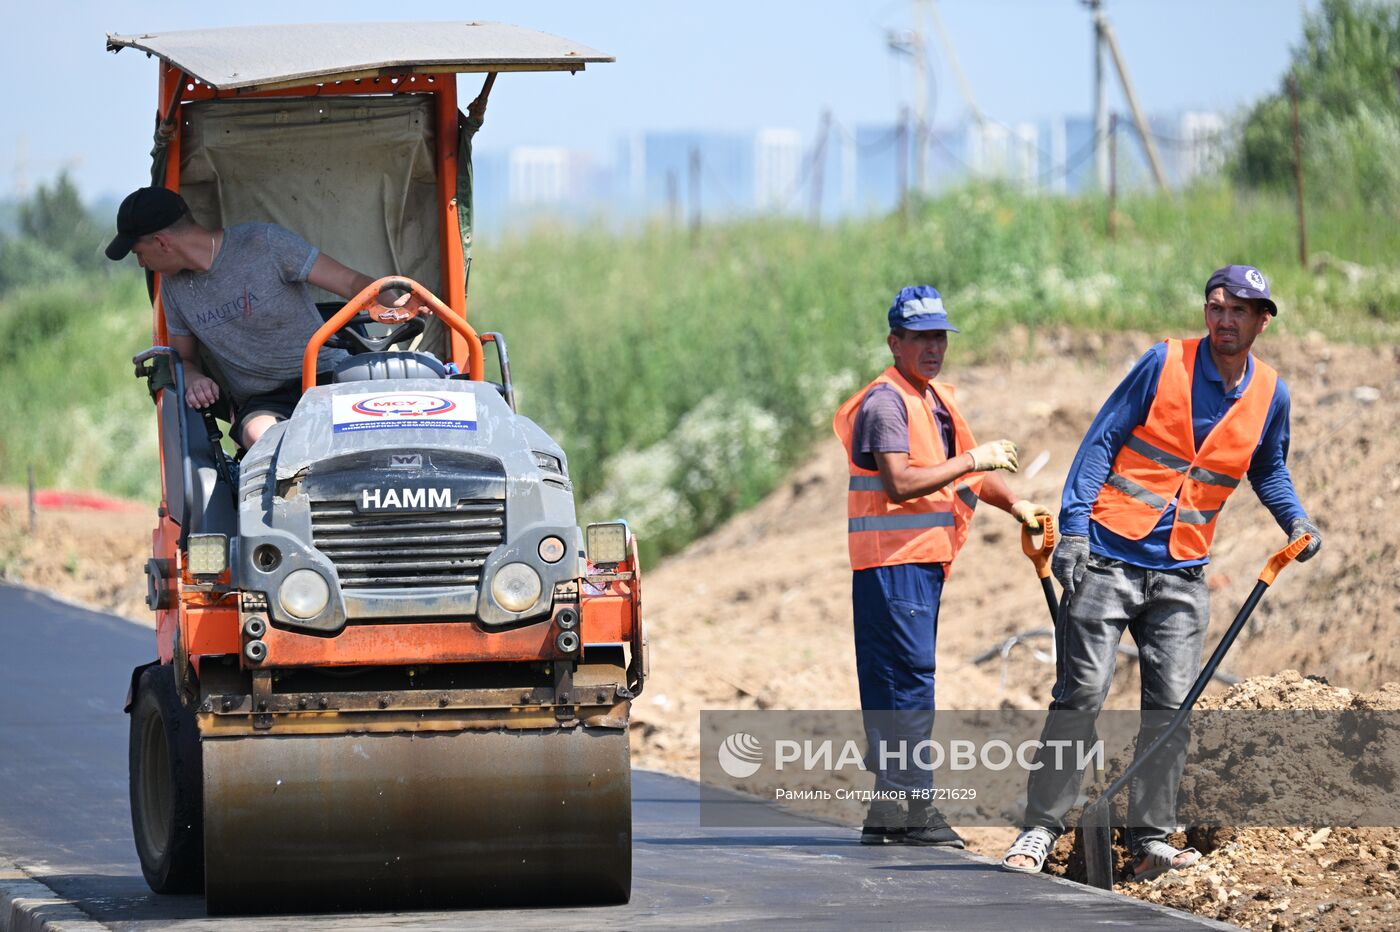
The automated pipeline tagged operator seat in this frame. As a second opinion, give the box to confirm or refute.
[332,351,447,383]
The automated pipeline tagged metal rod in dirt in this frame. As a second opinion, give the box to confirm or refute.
[1289,74,1308,268]
[27,464,36,533]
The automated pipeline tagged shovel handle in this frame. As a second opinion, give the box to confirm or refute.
[1259,533,1312,586]
[1020,513,1057,580]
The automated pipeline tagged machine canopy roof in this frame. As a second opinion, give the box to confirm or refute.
[107,22,613,91]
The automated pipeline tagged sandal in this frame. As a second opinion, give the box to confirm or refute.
[1130,840,1201,882]
[1001,827,1056,873]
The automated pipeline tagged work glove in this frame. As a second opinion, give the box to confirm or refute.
[1288,516,1322,562]
[967,439,1018,473]
[1051,534,1090,594]
[1010,500,1052,531]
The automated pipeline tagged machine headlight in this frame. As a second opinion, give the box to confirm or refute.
[187,534,229,577]
[491,563,541,613]
[279,569,330,619]
[586,522,629,565]
[538,536,566,564]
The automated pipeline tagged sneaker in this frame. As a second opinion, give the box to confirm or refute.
[860,801,907,845]
[904,805,966,849]
[860,825,907,845]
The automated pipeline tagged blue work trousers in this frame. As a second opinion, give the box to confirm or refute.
[852,562,945,794]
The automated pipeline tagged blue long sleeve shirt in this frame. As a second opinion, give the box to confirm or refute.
[1060,339,1305,569]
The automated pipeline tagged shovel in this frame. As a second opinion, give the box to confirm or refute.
[1020,513,1059,624]
[1080,532,1314,889]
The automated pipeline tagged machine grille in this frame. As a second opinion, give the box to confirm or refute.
[309,499,505,589]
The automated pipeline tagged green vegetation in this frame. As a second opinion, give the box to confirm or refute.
[0,173,110,296]
[1233,0,1400,207]
[11,184,1396,563]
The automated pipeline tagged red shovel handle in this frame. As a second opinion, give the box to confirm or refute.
[1020,513,1057,580]
[1259,533,1312,586]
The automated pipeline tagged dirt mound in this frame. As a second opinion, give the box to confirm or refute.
[1025,673,1400,930]
[1124,673,1400,931]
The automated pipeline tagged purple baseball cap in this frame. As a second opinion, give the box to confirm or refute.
[887,285,959,332]
[1206,265,1278,316]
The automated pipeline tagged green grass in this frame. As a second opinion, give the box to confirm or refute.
[4,185,1398,563]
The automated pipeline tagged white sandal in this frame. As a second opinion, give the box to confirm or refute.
[1001,827,1056,874]
[1130,840,1201,882]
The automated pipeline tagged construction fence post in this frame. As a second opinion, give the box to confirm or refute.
[688,145,701,244]
[1289,75,1308,269]
[1107,113,1118,241]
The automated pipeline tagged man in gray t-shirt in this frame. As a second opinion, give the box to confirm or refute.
[106,186,380,447]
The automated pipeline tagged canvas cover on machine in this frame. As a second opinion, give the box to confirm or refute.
[178,96,442,302]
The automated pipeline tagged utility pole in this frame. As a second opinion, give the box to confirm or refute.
[911,0,930,195]
[929,0,983,126]
[1289,75,1308,268]
[1107,113,1118,240]
[896,107,910,229]
[688,145,701,243]
[1086,0,1109,191]
[809,109,832,226]
[1095,4,1168,192]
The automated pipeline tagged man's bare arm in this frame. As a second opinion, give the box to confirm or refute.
[170,334,220,408]
[873,451,974,503]
[307,254,375,300]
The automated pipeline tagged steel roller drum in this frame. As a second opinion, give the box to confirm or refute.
[202,726,630,914]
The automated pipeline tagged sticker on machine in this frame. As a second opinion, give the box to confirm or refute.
[332,391,477,432]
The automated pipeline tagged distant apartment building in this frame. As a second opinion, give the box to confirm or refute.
[468,108,1228,231]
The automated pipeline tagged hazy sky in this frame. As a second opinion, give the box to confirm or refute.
[6,1,1313,201]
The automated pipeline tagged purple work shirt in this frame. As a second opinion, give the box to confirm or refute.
[851,383,956,471]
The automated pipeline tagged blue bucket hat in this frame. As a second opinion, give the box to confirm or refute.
[888,285,959,332]
[1206,265,1278,316]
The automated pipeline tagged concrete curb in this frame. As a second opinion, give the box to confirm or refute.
[0,866,106,932]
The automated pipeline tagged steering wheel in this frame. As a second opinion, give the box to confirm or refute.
[330,314,426,354]
[304,277,485,391]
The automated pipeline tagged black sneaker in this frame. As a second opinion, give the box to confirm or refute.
[904,805,966,849]
[860,825,907,845]
[860,801,907,845]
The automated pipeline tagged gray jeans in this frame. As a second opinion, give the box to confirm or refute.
[1023,554,1209,855]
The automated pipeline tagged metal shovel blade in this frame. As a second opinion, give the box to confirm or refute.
[1081,797,1115,889]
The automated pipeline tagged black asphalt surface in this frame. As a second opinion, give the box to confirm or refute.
[0,584,1228,930]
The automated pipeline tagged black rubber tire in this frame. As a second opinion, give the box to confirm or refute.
[129,663,204,894]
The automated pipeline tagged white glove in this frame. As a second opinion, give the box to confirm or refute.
[967,439,1018,472]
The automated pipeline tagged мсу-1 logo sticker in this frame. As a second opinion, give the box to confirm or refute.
[332,392,478,432]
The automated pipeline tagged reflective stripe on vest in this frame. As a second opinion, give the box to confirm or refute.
[848,511,957,533]
[1124,434,1241,490]
[833,366,982,571]
[849,475,979,512]
[1091,337,1278,560]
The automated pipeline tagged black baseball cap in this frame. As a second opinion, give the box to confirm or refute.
[105,187,189,260]
[1205,264,1278,316]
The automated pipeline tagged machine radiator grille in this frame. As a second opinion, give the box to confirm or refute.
[309,500,504,589]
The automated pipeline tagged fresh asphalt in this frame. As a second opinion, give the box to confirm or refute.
[0,584,1232,930]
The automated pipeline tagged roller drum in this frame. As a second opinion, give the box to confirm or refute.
[202,727,630,914]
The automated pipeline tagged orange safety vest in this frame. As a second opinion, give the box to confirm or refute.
[1091,337,1277,561]
[832,366,983,572]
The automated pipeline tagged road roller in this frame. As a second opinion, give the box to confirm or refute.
[112,23,645,914]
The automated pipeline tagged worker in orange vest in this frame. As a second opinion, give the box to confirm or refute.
[833,285,1051,847]
[1001,265,1321,881]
